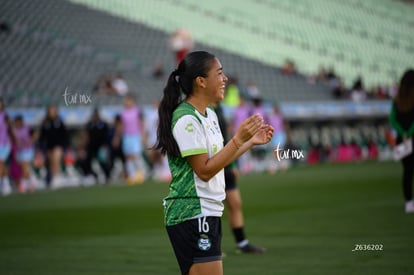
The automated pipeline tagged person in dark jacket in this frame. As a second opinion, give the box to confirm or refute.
[389,69,414,213]
[77,109,111,183]
[39,104,68,188]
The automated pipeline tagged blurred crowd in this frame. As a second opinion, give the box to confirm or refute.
[0,71,395,196]
[279,58,398,101]
[0,96,171,196]
[0,27,396,196]
[310,66,398,101]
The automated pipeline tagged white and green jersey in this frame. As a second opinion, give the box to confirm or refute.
[163,102,225,226]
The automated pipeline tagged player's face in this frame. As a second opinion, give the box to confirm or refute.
[124,97,134,108]
[48,106,58,118]
[203,58,228,103]
[14,119,23,128]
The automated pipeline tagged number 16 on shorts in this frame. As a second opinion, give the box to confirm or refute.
[198,216,210,233]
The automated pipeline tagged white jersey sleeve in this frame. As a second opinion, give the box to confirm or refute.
[172,115,208,157]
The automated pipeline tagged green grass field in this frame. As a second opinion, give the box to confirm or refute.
[1,161,413,275]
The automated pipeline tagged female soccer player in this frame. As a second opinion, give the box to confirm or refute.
[155,51,273,275]
[389,69,414,213]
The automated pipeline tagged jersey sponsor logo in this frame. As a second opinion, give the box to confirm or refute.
[185,123,194,133]
[198,234,212,251]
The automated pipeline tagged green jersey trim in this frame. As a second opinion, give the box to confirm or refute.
[172,102,202,128]
[181,148,208,157]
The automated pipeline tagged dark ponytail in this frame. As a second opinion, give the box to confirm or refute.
[155,51,216,157]
[155,70,182,156]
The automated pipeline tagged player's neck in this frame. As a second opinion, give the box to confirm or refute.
[186,95,208,115]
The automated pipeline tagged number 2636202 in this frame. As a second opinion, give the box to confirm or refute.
[352,244,383,252]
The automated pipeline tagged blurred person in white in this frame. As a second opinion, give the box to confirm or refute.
[245,80,261,99]
[112,72,129,96]
[0,98,13,195]
[389,69,414,213]
[350,75,366,102]
[169,28,194,66]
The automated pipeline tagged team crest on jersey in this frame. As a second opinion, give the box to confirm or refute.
[198,234,212,251]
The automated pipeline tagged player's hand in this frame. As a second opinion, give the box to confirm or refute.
[233,114,263,145]
[251,124,274,145]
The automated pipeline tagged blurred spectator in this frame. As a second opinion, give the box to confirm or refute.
[39,104,68,188]
[388,82,399,98]
[121,95,146,184]
[373,85,389,99]
[325,66,337,82]
[231,96,252,174]
[281,59,297,75]
[351,75,366,102]
[353,75,364,91]
[169,28,194,65]
[331,78,348,99]
[0,98,12,196]
[250,97,266,118]
[144,100,170,181]
[12,115,36,192]
[231,95,251,136]
[313,65,327,82]
[245,80,261,99]
[267,104,286,148]
[223,76,241,109]
[94,74,117,95]
[267,104,288,173]
[77,109,111,183]
[112,73,129,96]
[250,97,267,166]
[152,63,165,79]
[9,142,22,192]
[108,114,125,180]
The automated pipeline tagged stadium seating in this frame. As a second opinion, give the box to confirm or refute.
[1,0,412,108]
[0,0,343,107]
[69,0,413,87]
